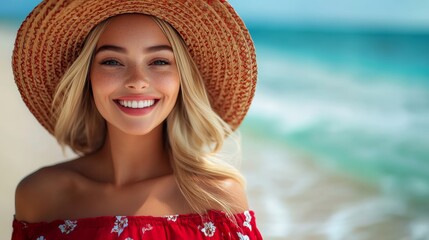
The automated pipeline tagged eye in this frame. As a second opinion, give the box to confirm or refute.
[101,59,122,66]
[151,59,170,65]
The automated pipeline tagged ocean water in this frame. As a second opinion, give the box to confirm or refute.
[241,25,429,237]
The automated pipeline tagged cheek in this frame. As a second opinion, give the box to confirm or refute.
[89,72,119,116]
[90,75,103,104]
[158,73,180,99]
[168,79,180,99]
[90,71,118,99]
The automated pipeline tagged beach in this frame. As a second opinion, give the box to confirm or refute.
[1,22,429,240]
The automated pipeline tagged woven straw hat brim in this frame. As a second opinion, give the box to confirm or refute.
[13,0,257,133]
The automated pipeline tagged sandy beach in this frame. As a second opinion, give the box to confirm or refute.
[0,23,422,240]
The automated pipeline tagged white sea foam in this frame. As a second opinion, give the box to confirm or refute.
[410,218,429,239]
[263,194,290,236]
[324,197,407,240]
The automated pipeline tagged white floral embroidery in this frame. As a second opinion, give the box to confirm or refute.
[199,221,216,237]
[36,237,46,240]
[58,220,77,234]
[111,216,128,236]
[243,211,252,231]
[125,238,134,240]
[21,222,28,229]
[165,214,179,222]
[237,232,250,240]
[142,224,154,234]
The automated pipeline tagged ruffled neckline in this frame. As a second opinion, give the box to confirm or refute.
[14,210,255,227]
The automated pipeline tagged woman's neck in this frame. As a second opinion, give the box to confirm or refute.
[97,123,172,186]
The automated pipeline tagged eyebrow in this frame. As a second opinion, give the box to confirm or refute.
[94,44,173,54]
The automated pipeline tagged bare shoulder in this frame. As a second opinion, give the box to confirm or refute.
[14,162,78,222]
[219,178,249,213]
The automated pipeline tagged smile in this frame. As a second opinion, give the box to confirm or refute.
[118,99,155,109]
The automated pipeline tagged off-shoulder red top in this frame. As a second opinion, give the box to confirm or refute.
[12,210,262,239]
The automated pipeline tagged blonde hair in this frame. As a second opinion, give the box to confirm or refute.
[53,15,244,218]
[53,20,109,153]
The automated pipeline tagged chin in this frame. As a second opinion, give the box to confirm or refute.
[109,121,164,137]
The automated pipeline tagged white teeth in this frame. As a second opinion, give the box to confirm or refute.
[118,100,155,109]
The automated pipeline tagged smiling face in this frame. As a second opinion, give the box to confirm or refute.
[90,14,180,136]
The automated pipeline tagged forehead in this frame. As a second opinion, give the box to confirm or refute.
[96,14,170,47]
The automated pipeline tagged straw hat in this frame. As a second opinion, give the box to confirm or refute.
[12,0,257,133]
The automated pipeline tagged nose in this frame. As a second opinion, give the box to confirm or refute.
[125,66,149,90]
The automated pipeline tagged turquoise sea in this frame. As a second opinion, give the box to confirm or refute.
[241,25,429,238]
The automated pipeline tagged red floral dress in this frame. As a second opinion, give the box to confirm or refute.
[12,210,263,239]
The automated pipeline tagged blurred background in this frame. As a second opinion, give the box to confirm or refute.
[1,0,429,239]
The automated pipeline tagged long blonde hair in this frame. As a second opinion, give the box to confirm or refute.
[53,14,245,217]
[52,20,109,153]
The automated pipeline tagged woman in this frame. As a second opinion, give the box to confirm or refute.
[12,0,260,239]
